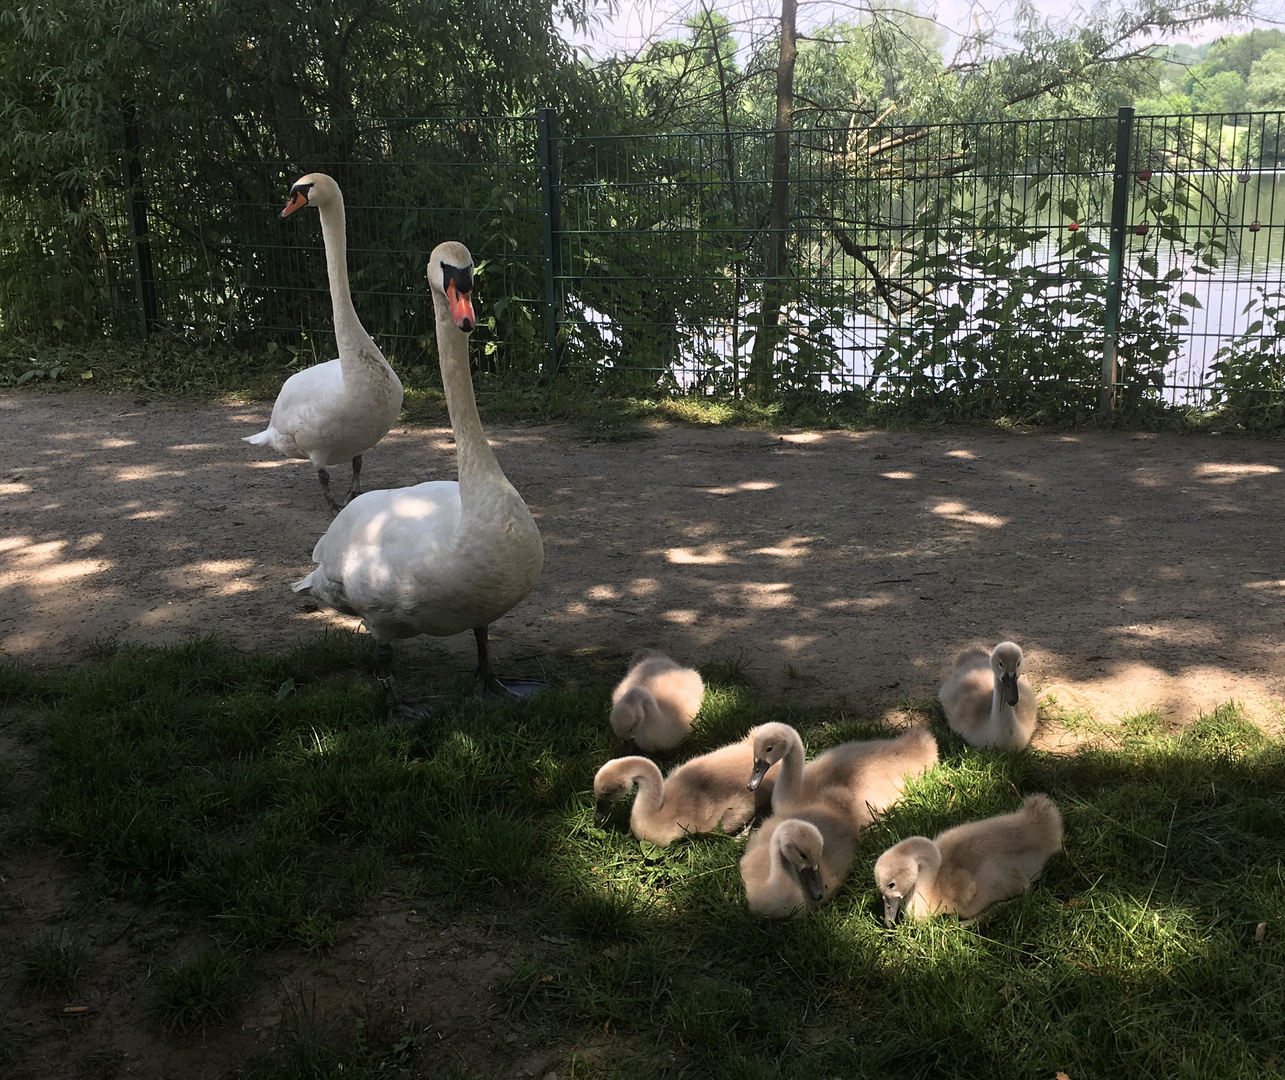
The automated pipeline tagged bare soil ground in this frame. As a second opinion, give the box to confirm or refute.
[2,390,1284,1077]
[3,391,1283,728]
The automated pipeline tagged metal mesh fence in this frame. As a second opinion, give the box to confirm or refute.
[4,107,1285,413]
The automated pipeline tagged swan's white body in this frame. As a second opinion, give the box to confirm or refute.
[244,174,403,485]
[874,794,1062,924]
[246,356,400,469]
[293,241,543,649]
[940,642,1037,751]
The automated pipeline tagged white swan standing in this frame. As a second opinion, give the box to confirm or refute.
[244,174,403,512]
[292,241,545,720]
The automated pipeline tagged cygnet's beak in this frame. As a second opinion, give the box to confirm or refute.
[798,864,824,902]
[593,799,611,826]
[1001,672,1019,707]
[747,758,771,791]
[446,280,476,332]
[616,737,641,758]
[882,894,902,928]
[280,190,307,218]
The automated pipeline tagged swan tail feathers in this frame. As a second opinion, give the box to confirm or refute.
[291,572,316,595]
[243,428,275,446]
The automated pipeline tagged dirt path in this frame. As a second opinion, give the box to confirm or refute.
[3,391,1284,730]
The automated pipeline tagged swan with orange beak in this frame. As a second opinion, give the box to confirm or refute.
[293,242,546,720]
[244,173,403,512]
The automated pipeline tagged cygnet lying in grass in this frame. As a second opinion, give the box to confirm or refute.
[593,736,778,846]
[610,652,706,752]
[739,806,856,918]
[747,722,938,827]
[939,641,1037,751]
[873,794,1063,925]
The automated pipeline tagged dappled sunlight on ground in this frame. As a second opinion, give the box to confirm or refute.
[2,392,1284,729]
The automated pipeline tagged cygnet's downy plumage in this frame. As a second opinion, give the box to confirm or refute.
[610,653,706,753]
[939,641,1037,751]
[593,736,778,847]
[739,807,856,918]
[747,722,939,828]
[873,794,1063,925]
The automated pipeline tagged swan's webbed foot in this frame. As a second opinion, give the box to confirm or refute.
[472,626,551,704]
[376,642,445,724]
[386,698,435,725]
[317,467,343,515]
[474,673,552,703]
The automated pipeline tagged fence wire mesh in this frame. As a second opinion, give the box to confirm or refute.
[3,108,1285,413]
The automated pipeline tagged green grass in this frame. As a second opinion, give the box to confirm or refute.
[22,929,86,994]
[3,637,1284,1076]
[4,332,1254,436]
[151,947,245,1034]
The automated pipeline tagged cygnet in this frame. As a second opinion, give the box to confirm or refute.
[874,794,1063,924]
[739,806,856,918]
[748,722,938,827]
[939,641,1037,751]
[594,736,778,846]
[610,653,706,752]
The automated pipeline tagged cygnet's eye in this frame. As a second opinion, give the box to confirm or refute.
[887,880,896,890]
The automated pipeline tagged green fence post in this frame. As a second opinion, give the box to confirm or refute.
[120,100,159,340]
[536,107,563,376]
[1100,105,1134,413]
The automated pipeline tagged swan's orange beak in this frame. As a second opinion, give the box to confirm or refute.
[447,281,476,333]
[281,190,307,218]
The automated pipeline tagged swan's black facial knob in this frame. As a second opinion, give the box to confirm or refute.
[281,183,313,218]
[441,261,476,332]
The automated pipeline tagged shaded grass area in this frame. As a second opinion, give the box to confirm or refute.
[2,637,1284,1078]
[2,333,1260,437]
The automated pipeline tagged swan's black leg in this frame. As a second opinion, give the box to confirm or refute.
[344,454,363,505]
[473,625,551,701]
[317,468,343,515]
[376,642,433,724]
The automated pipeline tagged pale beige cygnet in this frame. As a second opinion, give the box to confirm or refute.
[610,653,706,752]
[940,641,1037,751]
[874,794,1063,924]
[747,722,938,828]
[739,806,855,918]
[593,736,778,847]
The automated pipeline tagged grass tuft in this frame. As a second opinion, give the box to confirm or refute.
[22,929,86,994]
[151,947,244,1035]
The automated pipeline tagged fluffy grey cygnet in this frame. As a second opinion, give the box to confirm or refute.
[609,652,706,753]
[739,807,855,918]
[939,641,1037,751]
[874,794,1063,924]
[747,722,939,828]
[593,735,777,846]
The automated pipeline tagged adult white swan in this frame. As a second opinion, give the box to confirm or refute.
[292,241,545,720]
[244,173,403,512]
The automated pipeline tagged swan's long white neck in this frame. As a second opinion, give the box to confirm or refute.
[316,192,375,363]
[433,288,504,502]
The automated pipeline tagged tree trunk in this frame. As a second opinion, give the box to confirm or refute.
[748,0,797,397]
